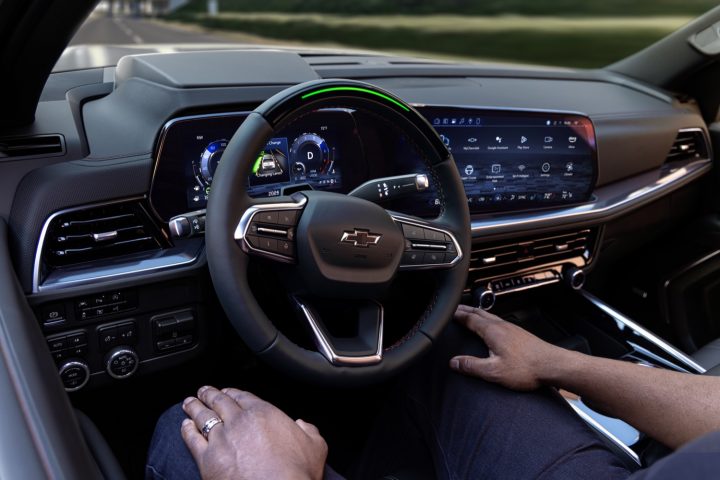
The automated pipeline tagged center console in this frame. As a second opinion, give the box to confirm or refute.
[487,284,705,466]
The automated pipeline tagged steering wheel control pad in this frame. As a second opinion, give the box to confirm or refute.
[296,191,404,297]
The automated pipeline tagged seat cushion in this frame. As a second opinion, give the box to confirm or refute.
[691,337,720,370]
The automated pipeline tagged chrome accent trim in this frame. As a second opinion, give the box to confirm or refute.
[471,159,711,236]
[494,272,561,296]
[391,214,463,270]
[58,360,90,392]
[92,231,117,242]
[149,111,252,222]
[234,196,307,263]
[580,290,707,374]
[257,226,289,236]
[477,289,495,311]
[564,398,641,465]
[410,242,447,251]
[415,174,429,190]
[32,197,202,294]
[340,229,382,247]
[295,298,384,366]
[168,217,190,238]
[37,247,202,292]
[105,348,139,380]
[626,341,691,374]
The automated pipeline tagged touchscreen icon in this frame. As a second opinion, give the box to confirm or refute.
[541,162,551,173]
[544,136,554,143]
[491,164,502,174]
[464,165,474,176]
[566,162,574,172]
[568,136,577,143]
[520,136,528,144]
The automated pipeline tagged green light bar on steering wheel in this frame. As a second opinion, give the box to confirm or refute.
[300,86,411,112]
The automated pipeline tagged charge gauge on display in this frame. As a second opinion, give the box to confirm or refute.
[191,139,227,204]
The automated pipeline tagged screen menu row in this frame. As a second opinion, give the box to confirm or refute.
[421,107,596,212]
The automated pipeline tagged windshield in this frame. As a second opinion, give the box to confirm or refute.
[67,0,716,69]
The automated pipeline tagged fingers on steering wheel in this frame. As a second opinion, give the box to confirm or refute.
[197,386,242,420]
[221,387,262,409]
[183,396,224,438]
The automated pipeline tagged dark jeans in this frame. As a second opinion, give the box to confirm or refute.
[145,325,717,479]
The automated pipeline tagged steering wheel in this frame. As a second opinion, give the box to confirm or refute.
[205,79,470,385]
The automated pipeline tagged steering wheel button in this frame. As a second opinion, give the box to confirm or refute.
[277,240,294,255]
[402,223,424,240]
[277,210,297,226]
[424,229,445,242]
[257,237,278,252]
[402,251,423,265]
[256,211,279,224]
[443,253,458,264]
[249,222,259,234]
[423,252,443,264]
[245,235,260,248]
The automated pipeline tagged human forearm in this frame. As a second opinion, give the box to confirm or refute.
[542,348,720,449]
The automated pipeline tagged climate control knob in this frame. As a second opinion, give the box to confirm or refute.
[58,359,90,392]
[105,347,139,380]
[563,266,586,290]
[473,288,496,311]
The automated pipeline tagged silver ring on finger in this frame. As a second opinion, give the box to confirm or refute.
[201,417,223,439]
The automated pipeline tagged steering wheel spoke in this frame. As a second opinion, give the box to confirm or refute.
[233,195,307,263]
[293,297,384,366]
[391,213,463,270]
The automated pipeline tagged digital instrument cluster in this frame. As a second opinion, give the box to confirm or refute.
[150,106,597,222]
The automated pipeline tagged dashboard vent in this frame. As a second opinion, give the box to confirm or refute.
[468,228,597,285]
[41,202,167,269]
[665,129,708,164]
[0,134,64,159]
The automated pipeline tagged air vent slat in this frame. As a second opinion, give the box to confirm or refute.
[0,134,64,159]
[664,129,708,165]
[468,229,596,283]
[41,202,166,269]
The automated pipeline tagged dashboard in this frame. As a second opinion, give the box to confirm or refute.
[4,46,712,394]
[150,106,597,221]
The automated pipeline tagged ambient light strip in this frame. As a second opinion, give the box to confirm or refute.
[301,87,411,112]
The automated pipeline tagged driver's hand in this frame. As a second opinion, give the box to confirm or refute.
[450,305,566,391]
[181,386,328,480]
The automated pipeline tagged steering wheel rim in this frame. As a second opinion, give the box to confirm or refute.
[205,79,471,385]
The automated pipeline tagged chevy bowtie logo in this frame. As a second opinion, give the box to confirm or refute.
[340,229,382,248]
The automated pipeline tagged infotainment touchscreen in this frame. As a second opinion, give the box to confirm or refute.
[421,107,597,213]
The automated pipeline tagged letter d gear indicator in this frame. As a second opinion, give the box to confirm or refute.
[290,133,332,180]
